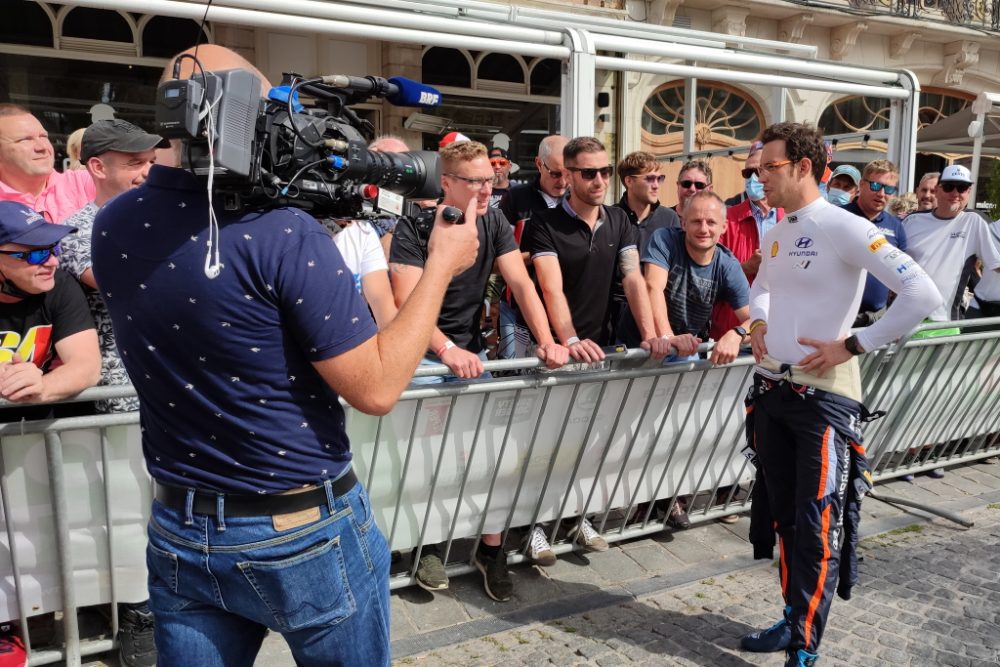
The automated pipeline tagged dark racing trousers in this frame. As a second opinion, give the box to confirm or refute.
[752,378,863,653]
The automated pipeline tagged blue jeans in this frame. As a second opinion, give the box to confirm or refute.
[497,301,517,360]
[146,480,390,666]
[410,349,491,385]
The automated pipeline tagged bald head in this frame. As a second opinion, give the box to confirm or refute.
[538,135,568,163]
[535,135,569,199]
[369,135,410,152]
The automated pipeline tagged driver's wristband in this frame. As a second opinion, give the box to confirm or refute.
[435,340,456,357]
[565,336,581,346]
[748,319,767,334]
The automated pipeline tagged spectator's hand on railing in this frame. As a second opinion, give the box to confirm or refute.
[709,330,741,366]
[667,333,700,358]
[642,335,674,361]
[750,323,768,363]
[797,336,852,377]
[426,200,480,277]
[0,353,45,403]
[535,342,570,369]
[440,346,485,379]
[567,338,605,363]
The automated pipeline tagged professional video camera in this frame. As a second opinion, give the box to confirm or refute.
[155,60,444,219]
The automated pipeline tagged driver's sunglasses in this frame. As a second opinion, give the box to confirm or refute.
[866,180,899,195]
[489,157,510,168]
[940,182,971,193]
[741,167,760,179]
[568,166,614,180]
[539,161,564,180]
[0,243,60,266]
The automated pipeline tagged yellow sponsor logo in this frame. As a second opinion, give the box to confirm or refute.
[868,237,888,253]
[770,241,779,257]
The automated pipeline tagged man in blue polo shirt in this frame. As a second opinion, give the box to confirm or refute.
[841,159,907,326]
[90,45,480,667]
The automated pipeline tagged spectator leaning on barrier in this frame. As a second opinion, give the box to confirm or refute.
[915,171,940,212]
[90,44,481,667]
[389,140,568,598]
[841,159,907,327]
[742,122,941,667]
[710,141,784,346]
[673,159,712,221]
[0,104,95,223]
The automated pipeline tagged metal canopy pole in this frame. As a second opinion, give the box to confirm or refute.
[562,28,597,138]
[887,69,922,192]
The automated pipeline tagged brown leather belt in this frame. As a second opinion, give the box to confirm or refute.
[153,469,358,517]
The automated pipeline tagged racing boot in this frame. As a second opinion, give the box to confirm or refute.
[740,605,791,652]
[784,648,819,666]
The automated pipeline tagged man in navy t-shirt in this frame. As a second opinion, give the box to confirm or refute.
[90,45,480,667]
[841,159,907,326]
[637,190,751,365]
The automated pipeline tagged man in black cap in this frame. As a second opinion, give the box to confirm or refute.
[488,147,513,209]
[59,119,167,667]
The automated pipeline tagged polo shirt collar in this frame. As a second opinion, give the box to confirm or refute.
[562,197,606,229]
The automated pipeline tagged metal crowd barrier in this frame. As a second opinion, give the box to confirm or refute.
[1,318,998,665]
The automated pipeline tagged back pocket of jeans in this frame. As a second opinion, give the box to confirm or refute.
[237,536,356,632]
[147,543,179,593]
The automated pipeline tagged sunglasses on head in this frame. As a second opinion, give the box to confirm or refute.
[866,180,899,196]
[0,243,60,266]
[490,157,510,168]
[940,182,971,193]
[741,167,760,179]
[678,180,708,190]
[568,166,613,180]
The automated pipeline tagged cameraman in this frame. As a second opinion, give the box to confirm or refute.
[90,45,480,667]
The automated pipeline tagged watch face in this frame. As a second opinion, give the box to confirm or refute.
[734,326,748,337]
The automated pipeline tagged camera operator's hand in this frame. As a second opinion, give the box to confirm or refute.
[440,346,485,379]
[426,200,479,277]
[535,342,570,369]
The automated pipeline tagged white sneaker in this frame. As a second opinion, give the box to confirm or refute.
[525,526,557,566]
[569,518,608,552]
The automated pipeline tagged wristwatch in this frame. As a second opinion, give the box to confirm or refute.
[732,326,748,338]
[844,334,865,356]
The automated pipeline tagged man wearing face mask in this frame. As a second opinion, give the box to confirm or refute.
[841,160,907,327]
[825,165,861,207]
[710,142,783,345]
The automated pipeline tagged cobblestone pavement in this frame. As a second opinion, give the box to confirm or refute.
[392,503,1000,667]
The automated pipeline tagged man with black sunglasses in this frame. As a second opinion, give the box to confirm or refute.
[673,159,712,220]
[904,165,1000,324]
[841,160,907,327]
[0,201,99,408]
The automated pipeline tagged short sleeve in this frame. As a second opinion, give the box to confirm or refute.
[974,217,1000,271]
[48,271,97,342]
[523,211,558,258]
[60,220,94,281]
[490,210,519,257]
[618,213,639,253]
[642,228,673,270]
[720,254,751,309]
[357,223,388,276]
[894,218,908,252]
[274,229,377,361]
[388,216,427,268]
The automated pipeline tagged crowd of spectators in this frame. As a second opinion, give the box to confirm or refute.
[1,83,1000,664]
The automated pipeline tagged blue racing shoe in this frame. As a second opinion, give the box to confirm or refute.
[785,648,819,666]
[740,605,791,652]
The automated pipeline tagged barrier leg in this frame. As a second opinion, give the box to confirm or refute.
[867,489,975,528]
[44,432,80,667]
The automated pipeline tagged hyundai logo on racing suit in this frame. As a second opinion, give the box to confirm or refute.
[795,237,814,249]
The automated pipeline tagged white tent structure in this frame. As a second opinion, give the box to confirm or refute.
[917,92,1000,203]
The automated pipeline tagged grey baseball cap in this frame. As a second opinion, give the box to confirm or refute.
[80,119,170,163]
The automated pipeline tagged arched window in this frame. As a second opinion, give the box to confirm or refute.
[819,89,973,135]
[62,7,133,43]
[477,53,524,84]
[642,81,763,148]
[529,59,561,96]
[422,47,472,88]
[1,3,53,47]
[141,16,211,58]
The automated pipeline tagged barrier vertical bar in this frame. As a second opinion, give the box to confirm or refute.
[99,429,119,638]
[410,395,459,577]
[364,416,385,491]
[528,384,579,543]
[0,437,32,660]
[44,432,80,667]
[472,389,523,555]
[387,399,423,547]
[501,387,552,548]
[441,394,490,566]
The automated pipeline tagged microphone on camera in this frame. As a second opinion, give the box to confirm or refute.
[320,75,441,107]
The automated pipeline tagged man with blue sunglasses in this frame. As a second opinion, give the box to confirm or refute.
[841,160,907,327]
[0,200,99,407]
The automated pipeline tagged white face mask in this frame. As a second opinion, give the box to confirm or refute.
[826,188,852,207]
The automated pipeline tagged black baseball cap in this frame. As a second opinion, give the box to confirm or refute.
[80,119,170,163]
[489,147,509,159]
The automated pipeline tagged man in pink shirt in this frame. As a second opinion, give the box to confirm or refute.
[0,104,94,222]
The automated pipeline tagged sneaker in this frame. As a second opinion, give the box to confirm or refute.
[473,549,513,602]
[0,623,26,667]
[927,468,945,479]
[901,474,915,482]
[568,518,608,552]
[118,602,156,667]
[741,606,791,653]
[719,513,740,524]
[983,456,999,465]
[415,551,449,591]
[784,648,819,666]
[666,502,691,530]
[525,527,557,566]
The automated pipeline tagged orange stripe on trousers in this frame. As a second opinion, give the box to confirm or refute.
[816,426,832,500]
[802,504,832,650]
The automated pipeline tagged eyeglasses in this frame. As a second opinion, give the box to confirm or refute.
[631,174,666,185]
[741,167,760,179]
[677,180,708,190]
[940,182,972,193]
[539,161,564,180]
[761,159,796,172]
[568,166,613,180]
[866,180,899,195]
[489,158,510,169]
[0,243,60,266]
[444,173,493,190]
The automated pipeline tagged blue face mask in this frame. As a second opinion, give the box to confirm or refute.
[826,188,852,207]
[745,174,765,201]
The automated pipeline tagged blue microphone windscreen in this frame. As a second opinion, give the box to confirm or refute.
[387,77,442,107]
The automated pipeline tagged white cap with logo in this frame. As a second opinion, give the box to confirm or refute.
[940,165,973,184]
